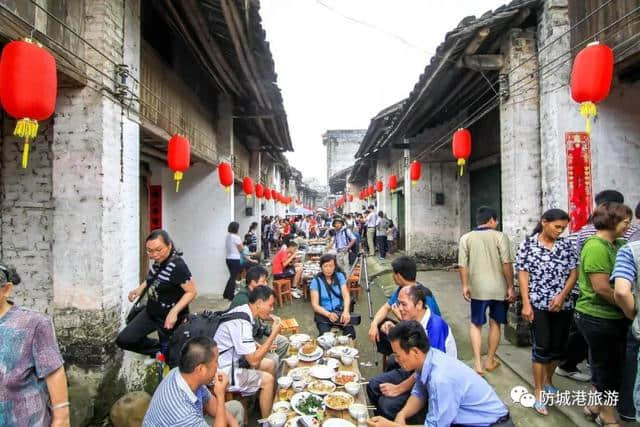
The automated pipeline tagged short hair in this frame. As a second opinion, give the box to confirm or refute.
[179,336,217,374]
[368,205,374,210]
[246,266,268,285]
[591,202,632,231]
[0,263,21,286]
[595,190,624,205]
[243,234,253,245]
[401,285,426,309]
[635,201,640,220]
[476,206,498,225]
[286,241,298,248]
[249,285,275,303]
[391,256,417,281]
[388,320,430,354]
[228,221,240,233]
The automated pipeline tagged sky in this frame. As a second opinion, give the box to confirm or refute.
[260,0,507,184]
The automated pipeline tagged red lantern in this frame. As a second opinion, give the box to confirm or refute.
[452,128,472,176]
[255,183,264,199]
[410,161,422,186]
[389,175,398,191]
[242,177,254,198]
[264,188,272,200]
[368,185,374,198]
[570,42,614,134]
[167,134,190,192]
[0,39,57,168]
[218,162,233,191]
[376,180,383,193]
[348,194,353,202]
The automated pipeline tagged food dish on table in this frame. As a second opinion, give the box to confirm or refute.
[291,392,326,416]
[327,346,358,358]
[331,371,359,386]
[289,367,313,383]
[302,342,318,355]
[307,379,336,395]
[323,392,354,411]
[298,347,323,362]
[272,401,291,413]
[286,416,320,427]
[290,334,311,343]
[310,365,335,380]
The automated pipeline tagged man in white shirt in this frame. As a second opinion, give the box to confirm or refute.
[366,205,379,256]
[213,286,282,419]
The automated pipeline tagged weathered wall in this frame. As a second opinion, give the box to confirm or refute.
[0,119,54,315]
[323,129,366,183]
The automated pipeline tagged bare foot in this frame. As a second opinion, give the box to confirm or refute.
[484,358,501,372]
[473,362,486,376]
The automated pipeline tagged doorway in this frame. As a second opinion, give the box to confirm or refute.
[469,165,501,230]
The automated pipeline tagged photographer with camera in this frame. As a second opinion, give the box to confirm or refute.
[229,266,289,374]
[213,286,280,419]
[310,254,357,338]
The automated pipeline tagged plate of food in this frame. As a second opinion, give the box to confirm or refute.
[299,342,323,361]
[323,391,354,411]
[307,379,336,395]
[331,371,359,386]
[289,367,313,383]
[291,392,326,416]
[327,346,359,358]
[286,416,320,427]
[290,333,312,344]
[321,357,340,370]
[309,365,335,380]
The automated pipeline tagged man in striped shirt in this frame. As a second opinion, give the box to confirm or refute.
[143,336,243,427]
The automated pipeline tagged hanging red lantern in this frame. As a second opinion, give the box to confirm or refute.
[0,39,57,168]
[452,128,472,176]
[218,162,233,191]
[389,175,398,191]
[167,134,190,192]
[410,161,422,186]
[348,194,353,202]
[570,42,614,134]
[376,180,383,193]
[255,183,264,199]
[264,188,272,200]
[242,177,254,198]
[368,185,374,198]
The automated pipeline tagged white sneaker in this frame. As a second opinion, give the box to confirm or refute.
[555,367,590,382]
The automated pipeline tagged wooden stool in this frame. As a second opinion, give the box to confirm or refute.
[348,275,361,300]
[273,278,293,306]
[301,278,310,300]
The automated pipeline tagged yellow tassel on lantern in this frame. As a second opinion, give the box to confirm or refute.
[224,186,230,192]
[14,119,39,169]
[174,171,183,192]
[579,101,597,134]
[411,180,417,187]
[457,158,466,176]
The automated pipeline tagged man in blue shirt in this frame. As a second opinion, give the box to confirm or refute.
[330,216,356,270]
[367,321,512,427]
[369,256,441,358]
[143,336,243,427]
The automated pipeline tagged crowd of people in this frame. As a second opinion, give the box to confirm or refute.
[5,187,640,427]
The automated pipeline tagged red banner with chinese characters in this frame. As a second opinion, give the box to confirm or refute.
[566,132,593,232]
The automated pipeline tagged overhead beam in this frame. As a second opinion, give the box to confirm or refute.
[457,54,505,71]
[465,27,490,55]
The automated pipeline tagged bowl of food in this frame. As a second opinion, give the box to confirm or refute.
[268,412,287,427]
[277,376,293,389]
[307,379,336,395]
[291,392,326,416]
[285,356,299,368]
[317,333,336,349]
[337,335,350,345]
[293,380,306,393]
[348,403,368,420]
[332,371,359,386]
[323,391,355,411]
[301,342,318,356]
[272,401,291,414]
[344,381,360,396]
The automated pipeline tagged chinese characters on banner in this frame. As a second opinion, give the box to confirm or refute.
[565,132,593,233]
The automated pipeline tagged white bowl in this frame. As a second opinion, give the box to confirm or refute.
[340,355,354,366]
[285,356,299,368]
[292,380,306,392]
[348,403,367,419]
[272,400,291,413]
[268,412,287,427]
[344,381,360,396]
[337,335,350,345]
[278,376,293,389]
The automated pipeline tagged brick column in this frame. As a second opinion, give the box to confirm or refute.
[499,28,541,346]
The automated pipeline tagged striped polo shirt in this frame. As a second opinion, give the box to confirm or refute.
[143,368,211,427]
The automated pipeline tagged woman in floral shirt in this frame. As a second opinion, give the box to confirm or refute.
[516,209,578,416]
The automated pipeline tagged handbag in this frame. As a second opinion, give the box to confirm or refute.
[318,273,356,313]
[126,284,150,324]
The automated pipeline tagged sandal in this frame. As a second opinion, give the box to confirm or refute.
[595,415,620,426]
[534,400,548,416]
[583,406,599,422]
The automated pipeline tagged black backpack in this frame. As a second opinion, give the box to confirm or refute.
[167,309,251,368]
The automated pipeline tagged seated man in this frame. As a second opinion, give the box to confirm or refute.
[143,336,243,427]
[213,286,280,419]
[367,285,456,421]
[229,266,290,374]
[369,256,441,357]
[367,321,513,427]
[272,241,303,298]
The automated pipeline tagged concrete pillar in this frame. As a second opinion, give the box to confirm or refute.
[499,28,541,247]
